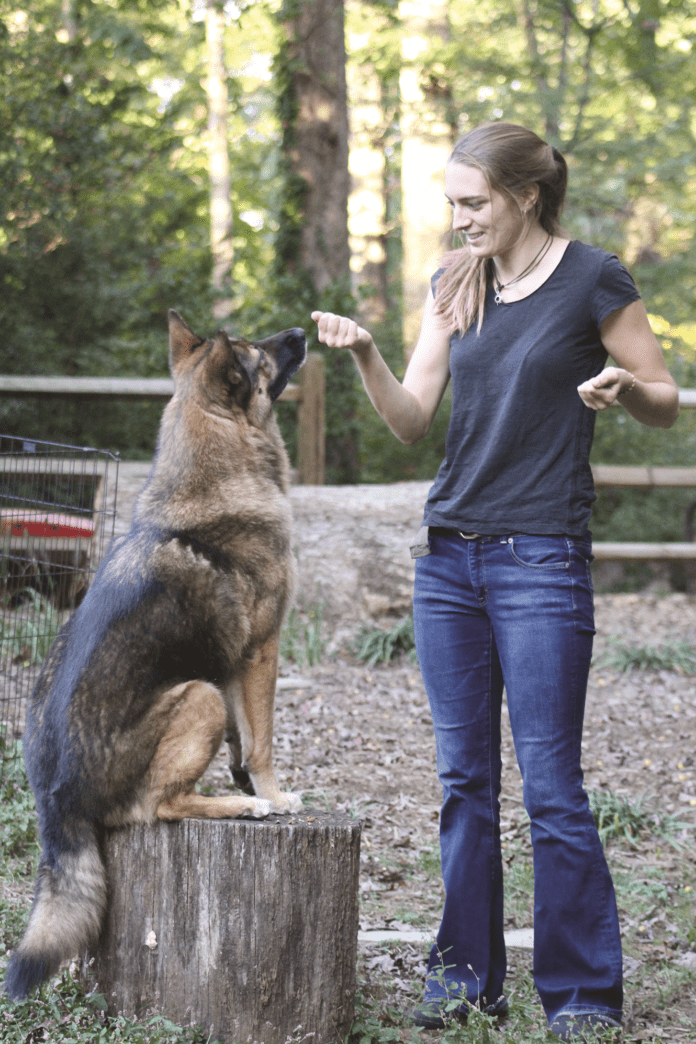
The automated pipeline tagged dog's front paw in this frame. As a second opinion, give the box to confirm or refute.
[248,798,272,818]
[271,791,304,814]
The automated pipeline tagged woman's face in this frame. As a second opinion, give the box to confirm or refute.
[444,163,529,260]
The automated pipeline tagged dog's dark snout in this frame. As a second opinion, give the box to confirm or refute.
[280,327,307,359]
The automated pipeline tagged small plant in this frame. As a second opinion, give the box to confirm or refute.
[417,845,442,876]
[595,637,696,674]
[345,796,379,822]
[0,734,39,861]
[354,616,416,666]
[301,789,332,811]
[588,788,691,849]
[0,589,64,665]
[0,968,219,1043]
[280,604,326,667]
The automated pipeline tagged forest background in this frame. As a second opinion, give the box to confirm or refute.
[2,0,696,559]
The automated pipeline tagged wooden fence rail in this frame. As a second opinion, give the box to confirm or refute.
[2,380,696,560]
[0,353,326,485]
[588,391,696,560]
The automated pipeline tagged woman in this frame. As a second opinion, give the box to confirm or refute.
[312,122,678,1041]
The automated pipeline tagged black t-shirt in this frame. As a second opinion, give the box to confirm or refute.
[423,240,641,536]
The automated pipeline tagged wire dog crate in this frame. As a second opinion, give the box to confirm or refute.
[0,435,119,775]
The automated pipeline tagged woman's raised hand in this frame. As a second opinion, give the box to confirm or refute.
[577,366,631,411]
[311,311,373,354]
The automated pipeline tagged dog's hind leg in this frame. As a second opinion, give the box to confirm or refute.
[230,637,303,813]
[146,680,272,821]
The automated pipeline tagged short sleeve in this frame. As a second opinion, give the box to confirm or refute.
[591,254,641,328]
[431,268,445,295]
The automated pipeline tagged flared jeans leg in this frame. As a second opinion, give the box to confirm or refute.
[413,532,506,1009]
[413,531,623,1024]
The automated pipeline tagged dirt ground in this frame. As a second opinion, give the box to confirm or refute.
[194,479,696,936]
[5,470,695,927]
[3,473,696,1039]
[199,592,696,928]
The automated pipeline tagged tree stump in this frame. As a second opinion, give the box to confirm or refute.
[86,810,361,1044]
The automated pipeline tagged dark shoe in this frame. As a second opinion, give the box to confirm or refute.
[408,993,508,1030]
[549,1011,622,1041]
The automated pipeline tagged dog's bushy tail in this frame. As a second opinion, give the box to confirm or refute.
[4,821,106,1000]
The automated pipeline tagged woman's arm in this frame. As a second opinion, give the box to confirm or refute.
[311,290,452,445]
[577,299,679,428]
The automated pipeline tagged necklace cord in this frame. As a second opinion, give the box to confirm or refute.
[493,234,553,304]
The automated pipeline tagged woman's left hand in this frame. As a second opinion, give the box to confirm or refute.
[578,299,678,427]
[577,367,631,411]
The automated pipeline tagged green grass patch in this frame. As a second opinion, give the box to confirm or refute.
[280,604,326,668]
[588,789,693,850]
[354,616,416,667]
[416,845,441,877]
[0,590,65,665]
[0,740,221,1042]
[595,637,696,674]
[0,736,39,862]
[0,970,219,1043]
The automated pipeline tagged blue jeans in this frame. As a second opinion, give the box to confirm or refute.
[413,530,622,1025]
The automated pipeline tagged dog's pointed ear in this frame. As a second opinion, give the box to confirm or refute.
[168,310,206,371]
[208,331,253,406]
[211,331,242,386]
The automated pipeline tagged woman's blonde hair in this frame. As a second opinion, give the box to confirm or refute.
[434,122,568,334]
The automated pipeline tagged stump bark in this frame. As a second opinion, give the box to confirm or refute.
[87,810,361,1044]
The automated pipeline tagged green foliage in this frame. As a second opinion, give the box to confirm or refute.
[280,604,326,668]
[0,0,214,453]
[0,969,219,1044]
[354,616,416,667]
[417,844,442,877]
[588,789,692,849]
[243,269,363,483]
[590,404,696,555]
[301,789,331,812]
[1,0,695,502]
[0,748,217,1042]
[502,846,535,928]
[270,0,362,481]
[595,637,696,674]
[0,735,38,861]
[0,590,65,665]
[0,891,31,961]
[0,0,286,458]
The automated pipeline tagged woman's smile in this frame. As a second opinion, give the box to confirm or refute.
[444,163,525,261]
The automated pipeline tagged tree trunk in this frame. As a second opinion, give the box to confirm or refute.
[205,0,234,318]
[276,0,350,290]
[87,811,360,1044]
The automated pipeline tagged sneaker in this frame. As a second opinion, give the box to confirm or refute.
[548,1010,622,1041]
[407,993,508,1030]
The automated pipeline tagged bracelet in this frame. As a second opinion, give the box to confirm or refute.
[618,372,636,397]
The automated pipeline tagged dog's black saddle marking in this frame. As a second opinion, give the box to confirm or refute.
[164,528,233,573]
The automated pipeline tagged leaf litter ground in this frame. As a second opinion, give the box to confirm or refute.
[200,592,696,1042]
[2,461,695,1041]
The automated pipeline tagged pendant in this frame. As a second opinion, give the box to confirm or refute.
[494,290,503,305]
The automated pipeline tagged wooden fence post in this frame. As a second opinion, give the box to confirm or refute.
[0,365,328,486]
[86,810,360,1044]
[296,353,325,485]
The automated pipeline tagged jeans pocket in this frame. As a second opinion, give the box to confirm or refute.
[569,536,595,564]
[507,534,570,569]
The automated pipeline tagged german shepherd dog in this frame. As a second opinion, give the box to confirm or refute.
[4,311,307,1000]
